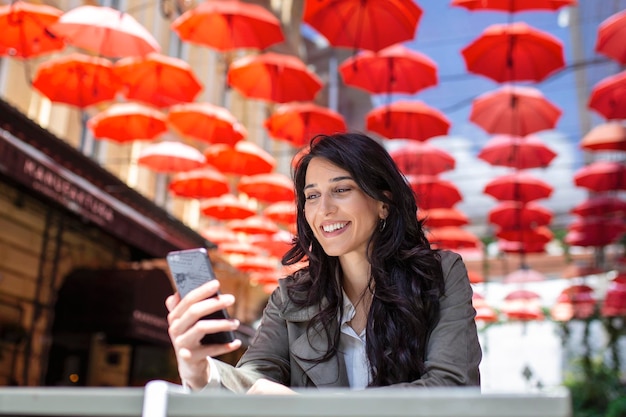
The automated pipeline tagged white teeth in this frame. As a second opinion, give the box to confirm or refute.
[322,223,346,232]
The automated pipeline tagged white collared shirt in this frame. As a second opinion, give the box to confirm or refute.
[339,291,371,389]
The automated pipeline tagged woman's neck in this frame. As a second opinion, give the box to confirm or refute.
[339,254,372,306]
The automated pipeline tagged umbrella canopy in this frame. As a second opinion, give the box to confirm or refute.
[551,284,596,321]
[366,101,451,142]
[573,161,626,192]
[418,207,469,228]
[237,172,295,204]
[502,293,544,321]
[167,102,247,146]
[588,70,626,120]
[200,226,239,244]
[262,201,297,226]
[218,241,262,256]
[87,102,168,143]
[168,167,230,199]
[406,175,463,209]
[498,239,546,254]
[470,85,562,136]
[303,0,422,52]
[389,140,456,176]
[230,255,279,273]
[249,231,293,258]
[488,201,553,229]
[461,22,565,83]
[0,1,65,59]
[114,53,203,108]
[427,227,481,250]
[31,53,120,108]
[496,225,553,245]
[137,141,206,173]
[203,141,276,176]
[504,268,545,284]
[264,102,347,147]
[484,171,553,203]
[200,194,256,220]
[451,0,577,12]
[50,5,160,58]
[338,44,437,95]
[595,9,626,65]
[478,134,557,169]
[227,215,280,236]
[601,274,626,317]
[580,122,626,152]
[227,52,323,104]
[571,195,626,217]
[171,0,284,51]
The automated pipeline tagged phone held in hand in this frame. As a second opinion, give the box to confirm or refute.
[166,248,236,345]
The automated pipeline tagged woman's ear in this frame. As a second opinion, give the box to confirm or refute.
[379,191,392,219]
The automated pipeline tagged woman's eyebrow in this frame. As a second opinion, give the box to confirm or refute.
[304,176,353,190]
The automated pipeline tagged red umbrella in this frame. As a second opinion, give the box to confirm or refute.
[218,241,262,256]
[484,171,553,203]
[338,44,437,95]
[167,102,247,146]
[504,268,545,284]
[573,161,626,192]
[496,225,553,245]
[588,70,626,120]
[169,167,230,199]
[87,102,167,143]
[262,201,297,226]
[137,141,206,173]
[204,141,275,176]
[227,52,323,104]
[230,255,279,273]
[406,175,463,209]
[31,53,120,108]
[551,285,596,321]
[571,195,626,217]
[595,9,626,65]
[200,226,239,244]
[565,222,625,248]
[451,0,577,12]
[366,101,451,142]
[200,194,256,220]
[498,239,546,254]
[601,274,626,317]
[502,290,544,321]
[562,263,604,279]
[50,5,160,58]
[477,134,557,170]
[249,231,293,258]
[114,53,203,108]
[419,207,469,228]
[227,215,280,236]
[171,0,284,52]
[389,140,456,176]
[580,122,626,152]
[237,173,295,204]
[461,22,565,83]
[303,0,423,52]
[427,227,480,250]
[488,201,553,229]
[0,1,65,59]
[470,85,562,136]
[264,102,347,147]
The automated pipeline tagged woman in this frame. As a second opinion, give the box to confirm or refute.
[166,132,482,393]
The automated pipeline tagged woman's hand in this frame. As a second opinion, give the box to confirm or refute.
[247,378,296,395]
[166,279,241,390]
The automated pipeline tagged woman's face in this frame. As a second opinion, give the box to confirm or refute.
[303,157,386,260]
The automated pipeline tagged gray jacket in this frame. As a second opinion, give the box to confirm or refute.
[215,250,482,392]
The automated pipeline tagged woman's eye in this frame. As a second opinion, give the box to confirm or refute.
[305,193,319,200]
[334,187,351,193]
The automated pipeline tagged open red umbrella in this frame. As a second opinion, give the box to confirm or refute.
[227,52,323,104]
[427,227,480,250]
[389,140,456,176]
[551,285,595,321]
[496,225,553,245]
[137,141,206,173]
[484,171,553,203]
[462,22,565,83]
[203,141,275,176]
[595,9,626,65]
[418,207,469,228]
[171,0,284,51]
[230,255,279,273]
[200,194,256,221]
[200,226,239,244]
[478,134,557,169]
[303,0,422,52]
[588,70,626,120]
[504,268,545,284]
[0,1,65,59]
[470,86,562,136]
[502,291,544,321]
[573,161,626,192]
[264,102,347,147]
[580,122,626,152]
[406,175,463,209]
[601,274,626,317]
[565,218,626,247]
[169,167,230,199]
[218,241,262,256]
[262,201,297,226]
[451,0,577,12]
[571,195,626,217]
[31,53,120,108]
[249,231,293,258]
[50,5,160,58]
[227,215,280,236]
[237,172,295,204]
[366,101,451,142]
[167,102,247,146]
[488,201,553,229]
[114,53,203,108]
[87,102,168,143]
[498,239,546,254]
[338,44,437,95]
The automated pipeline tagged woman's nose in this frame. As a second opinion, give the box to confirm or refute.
[320,193,336,215]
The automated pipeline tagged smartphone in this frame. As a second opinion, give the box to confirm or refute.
[166,248,236,345]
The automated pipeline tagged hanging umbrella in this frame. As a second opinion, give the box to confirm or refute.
[502,290,544,321]
[230,255,279,273]
[588,70,626,120]
[303,0,422,52]
[595,9,626,65]
[484,171,553,203]
[406,175,463,209]
[219,241,263,257]
[264,102,347,147]
[573,160,626,192]
[496,225,553,245]
[137,141,206,173]
[200,226,239,244]
[551,284,595,322]
[49,5,160,58]
[338,44,437,95]
[203,141,276,176]
[419,207,469,228]
[114,53,203,108]
[366,101,451,142]
[237,172,295,204]
[451,0,577,12]
[601,274,626,317]
[473,292,498,323]
[566,217,626,247]
[504,268,545,284]
[31,53,120,108]
[169,167,230,199]
[87,102,168,143]
[171,0,284,52]
[461,22,565,83]
[249,231,293,258]
[477,134,557,170]
[262,201,297,226]
[580,122,626,152]
[389,140,456,176]
[227,215,280,236]
[0,1,65,59]
[200,194,256,221]
[488,201,553,229]
[498,239,546,254]
[571,195,626,217]
[427,227,481,250]
[227,52,323,104]
[562,263,604,279]
[167,102,247,146]
[470,86,562,136]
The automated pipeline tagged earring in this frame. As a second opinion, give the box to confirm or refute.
[379,217,386,232]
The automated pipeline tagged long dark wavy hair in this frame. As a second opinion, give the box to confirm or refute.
[282,132,446,386]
